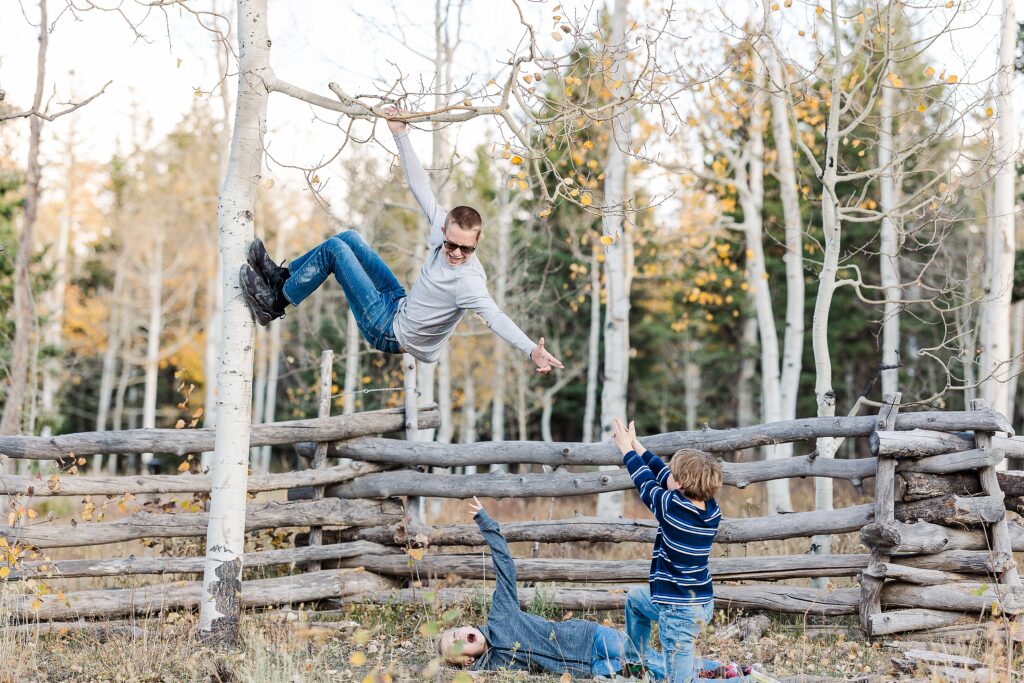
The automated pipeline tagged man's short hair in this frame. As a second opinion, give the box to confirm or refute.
[669,449,723,501]
[446,206,483,232]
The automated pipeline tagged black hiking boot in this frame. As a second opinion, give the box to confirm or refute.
[247,238,290,292]
[239,263,286,326]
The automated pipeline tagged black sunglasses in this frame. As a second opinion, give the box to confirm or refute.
[443,239,477,255]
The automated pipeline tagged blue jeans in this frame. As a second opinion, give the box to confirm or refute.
[626,587,737,682]
[591,625,628,676]
[283,230,405,354]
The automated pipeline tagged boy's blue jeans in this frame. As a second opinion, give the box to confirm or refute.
[283,230,404,354]
[625,587,739,682]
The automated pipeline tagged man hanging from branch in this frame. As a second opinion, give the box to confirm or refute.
[240,108,564,373]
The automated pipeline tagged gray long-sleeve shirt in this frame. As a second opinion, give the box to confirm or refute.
[390,131,537,364]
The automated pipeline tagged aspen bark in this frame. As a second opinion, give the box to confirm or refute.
[878,57,901,396]
[597,0,630,519]
[0,0,48,438]
[980,0,1017,428]
[140,233,165,471]
[198,0,268,646]
[342,310,360,415]
[582,245,601,442]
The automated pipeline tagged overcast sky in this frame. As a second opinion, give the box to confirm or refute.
[1,0,1021,219]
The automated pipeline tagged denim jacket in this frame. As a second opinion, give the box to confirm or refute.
[470,510,600,677]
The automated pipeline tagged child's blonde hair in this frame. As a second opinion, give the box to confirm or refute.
[669,449,722,501]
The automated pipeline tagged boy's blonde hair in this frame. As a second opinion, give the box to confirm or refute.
[669,449,722,501]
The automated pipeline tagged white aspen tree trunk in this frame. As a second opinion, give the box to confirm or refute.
[250,325,268,472]
[198,0,268,646]
[1,0,47,439]
[140,235,164,470]
[403,353,425,523]
[1008,302,1023,427]
[878,45,900,397]
[811,2,845,559]
[516,362,528,441]
[683,337,701,431]
[342,311,359,415]
[93,266,126,474]
[981,0,1017,433]
[461,361,477,474]
[765,25,805,431]
[107,350,133,474]
[739,45,791,513]
[596,0,630,519]
[737,316,757,428]
[490,186,512,465]
[583,245,601,442]
[256,225,288,473]
[201,25,232,470]
[41,130,76,436]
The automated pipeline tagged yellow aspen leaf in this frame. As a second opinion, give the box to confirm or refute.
[349,652,366,666]
[510,155,523,165]
[599,235,615,245]
[564,87,573,97]
[31,599,41,611]
[917,103,927,113]
[784,0,792,5]
[517,180,528,190]
[560,24,571,33]
[583,140,594,149]
[462,97,472,106]
[924,66,936,77]
[771,3,779,9]
[27,509,37,519]
[985,106,994,116]
[945,0,953,6]
[798,30,806,36]
[0,566,9,579]
[523,74,532,83]
[815,5,824,14]
[77,457,86,466]
[406,548,425,561]
[946,74,958,84]
[178,461,191,472]
[311,175,320,184]
[612,80,623,89]
[580,192,593,206]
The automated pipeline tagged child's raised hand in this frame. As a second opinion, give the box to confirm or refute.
[468,496,484,515]
[612,417,636,455]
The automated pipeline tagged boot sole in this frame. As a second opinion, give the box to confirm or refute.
[239,264,275,326]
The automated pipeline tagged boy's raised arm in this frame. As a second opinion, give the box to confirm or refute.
[614,419,669,518]
[470,499,519,612]
[637,446,671,488]
[387,110,446,247]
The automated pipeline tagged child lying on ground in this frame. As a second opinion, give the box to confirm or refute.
[436,497,757,679]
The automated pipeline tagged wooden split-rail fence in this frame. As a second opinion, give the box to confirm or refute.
[0,381,1022,639]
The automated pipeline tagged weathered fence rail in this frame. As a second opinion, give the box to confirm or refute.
[0,394,1020,639]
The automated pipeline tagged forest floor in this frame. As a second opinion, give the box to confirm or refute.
[3,599,1018,682]
[6,478,1021,680]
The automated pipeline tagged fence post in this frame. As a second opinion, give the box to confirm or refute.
[306,349,334,573]
[970,397,1020,585]
[402,353,423,524]
[860,391,900,635]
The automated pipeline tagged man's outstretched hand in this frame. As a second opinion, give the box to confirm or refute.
[531,337,565,374]
[385,106,407,135]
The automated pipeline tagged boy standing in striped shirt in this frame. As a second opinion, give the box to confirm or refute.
[612,418,734,682]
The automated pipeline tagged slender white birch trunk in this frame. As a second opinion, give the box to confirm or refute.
[201,32,232,470]
[250,325,268,472]
[737,316,757,428]
[683,337,701,431]
[981,0,1017,433]
[461,361,478,473]
[516,363,528,441]
[596,0,630,519]
[93,266,126,474]
[256,225,287,473]
[490,187,512,463]
[1008,302,1023,425]
[765,28,805,429]
[198,0,268,646]
[739,45,791,513]
[878,41,900,397]
[343,311,359,415]
[1,0,47,438]
[811,2,845,558]
[41,131,76,436]
[140,235,164,470]
[583,245,601,442]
